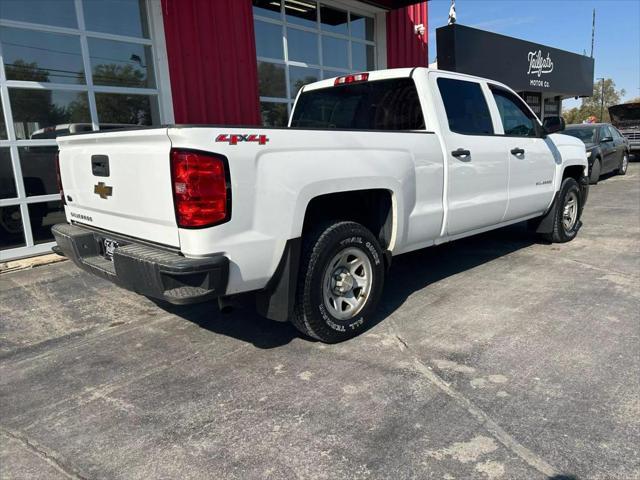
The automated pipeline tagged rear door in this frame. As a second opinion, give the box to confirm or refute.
[487,85,556,221]
[433,75,508,236]
[57,128,179,247]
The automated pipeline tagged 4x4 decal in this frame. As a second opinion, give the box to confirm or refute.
[215,134,269,146]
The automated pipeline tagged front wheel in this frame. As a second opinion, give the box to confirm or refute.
[618,152,629,175]
[292,221,385,343]
[542,177,583,243]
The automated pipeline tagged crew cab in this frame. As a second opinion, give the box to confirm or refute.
[53,68,589,343]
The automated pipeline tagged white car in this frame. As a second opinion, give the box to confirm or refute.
[53,68,588,343]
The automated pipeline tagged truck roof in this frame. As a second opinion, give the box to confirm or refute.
[301,67,514,94]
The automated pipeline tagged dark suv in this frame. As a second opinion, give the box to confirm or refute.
[564,123,630,184]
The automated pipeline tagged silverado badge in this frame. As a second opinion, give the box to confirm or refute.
[94,182,113,199]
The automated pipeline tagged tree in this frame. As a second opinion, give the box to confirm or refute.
[563,78,626,123]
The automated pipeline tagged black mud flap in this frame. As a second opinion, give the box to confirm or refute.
[255,238,301,322]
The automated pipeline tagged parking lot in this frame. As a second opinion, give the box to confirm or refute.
[1,164,638,480]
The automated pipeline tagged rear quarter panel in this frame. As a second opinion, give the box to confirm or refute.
[168,127,444,294]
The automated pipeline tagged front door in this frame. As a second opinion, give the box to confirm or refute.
[599,125,618,172]
[488,86,556,221]
[434,75,508,236]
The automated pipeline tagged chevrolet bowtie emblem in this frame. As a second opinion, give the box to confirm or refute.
[94,182,113,199]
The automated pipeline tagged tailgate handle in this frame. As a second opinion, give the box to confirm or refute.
[91,155,110,177]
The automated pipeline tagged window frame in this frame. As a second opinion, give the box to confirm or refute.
[253,0,385,126]
[0,0,173,260]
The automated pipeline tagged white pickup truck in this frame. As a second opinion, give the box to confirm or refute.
[53,68,588,343]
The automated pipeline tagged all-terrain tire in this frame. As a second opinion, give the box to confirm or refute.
[542,177,583,243]
[291,221,385,343]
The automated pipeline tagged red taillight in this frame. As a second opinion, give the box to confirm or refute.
[334,72,369,85]
[55,151,66,205]
[170,149,229,228]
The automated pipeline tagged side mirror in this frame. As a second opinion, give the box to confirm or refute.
[601,136,614,143]
[543,116,566,134]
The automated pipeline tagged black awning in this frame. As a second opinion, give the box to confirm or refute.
[436,24,594,97]
[356,0,428,9]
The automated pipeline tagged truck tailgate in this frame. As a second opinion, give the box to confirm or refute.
[57,128,179,247]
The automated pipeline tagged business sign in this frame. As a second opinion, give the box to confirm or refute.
[436,24,594,97]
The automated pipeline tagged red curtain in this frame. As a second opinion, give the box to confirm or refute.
[386,2,429,68]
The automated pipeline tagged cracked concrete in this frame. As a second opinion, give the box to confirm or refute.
[1,164,638,479]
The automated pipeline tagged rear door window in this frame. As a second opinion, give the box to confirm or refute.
[437,77,494,135]
[290,78,425,130]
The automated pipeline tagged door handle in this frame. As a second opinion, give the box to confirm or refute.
[451,148,471,158]
[510,148,525,155]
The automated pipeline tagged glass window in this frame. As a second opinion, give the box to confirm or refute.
[253,0,282,19]
[29,201,65,245]
[0,102,7,139]
[0,0,77,28]
[287,28,319,64]
[260,102,289,127]
[351,43,374,71]
[88,38,155,88]
[564,127,596,144]
[257,62,286,98]
[289,66,319,98]
[322,36,348,69]
[320,5,348,35]
[95,93,159,125]
[351,14,374,41]
[82,0,149,38]
[254,20,284,59]
[18,147,59,197]
[1,28,85,84]
[291,78,424,130]
[437,78,493,135]
[0,148,17,199]
[0,205,26,250]
[285,0,317,28]
[9,89,90,140]
[491,87,537,137]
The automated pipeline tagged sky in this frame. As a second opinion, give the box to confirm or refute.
[427,0,640,108]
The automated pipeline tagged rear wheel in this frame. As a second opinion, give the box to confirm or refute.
[618,152,629,175]
[589,158,601,185]
[543,177,583,243]
[292,221,385,343]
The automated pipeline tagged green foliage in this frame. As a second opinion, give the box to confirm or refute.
[563,78,626,124]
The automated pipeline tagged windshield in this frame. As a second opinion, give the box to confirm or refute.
[291,78,425,130]
[564,127,596,144]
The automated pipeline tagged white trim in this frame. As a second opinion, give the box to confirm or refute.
[148,0,175,124]
[0,19,154,45]
[0,241,58,262]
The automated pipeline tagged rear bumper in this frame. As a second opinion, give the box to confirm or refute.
[52,223,229,305]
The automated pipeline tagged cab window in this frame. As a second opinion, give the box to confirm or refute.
[437,78,494,135]
[490,87,538,137]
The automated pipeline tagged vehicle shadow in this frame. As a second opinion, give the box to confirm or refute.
[367,221,537,333]
[157,221,539,349]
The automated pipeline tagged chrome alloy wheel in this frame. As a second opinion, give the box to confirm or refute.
[562,191,579,232]
[622,154,629,173]
[322,247,373,320]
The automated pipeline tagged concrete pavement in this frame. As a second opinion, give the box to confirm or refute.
[1,164,638,480]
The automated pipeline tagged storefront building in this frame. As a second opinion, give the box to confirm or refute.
[0,0,428,261]
[436,24,595,119]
